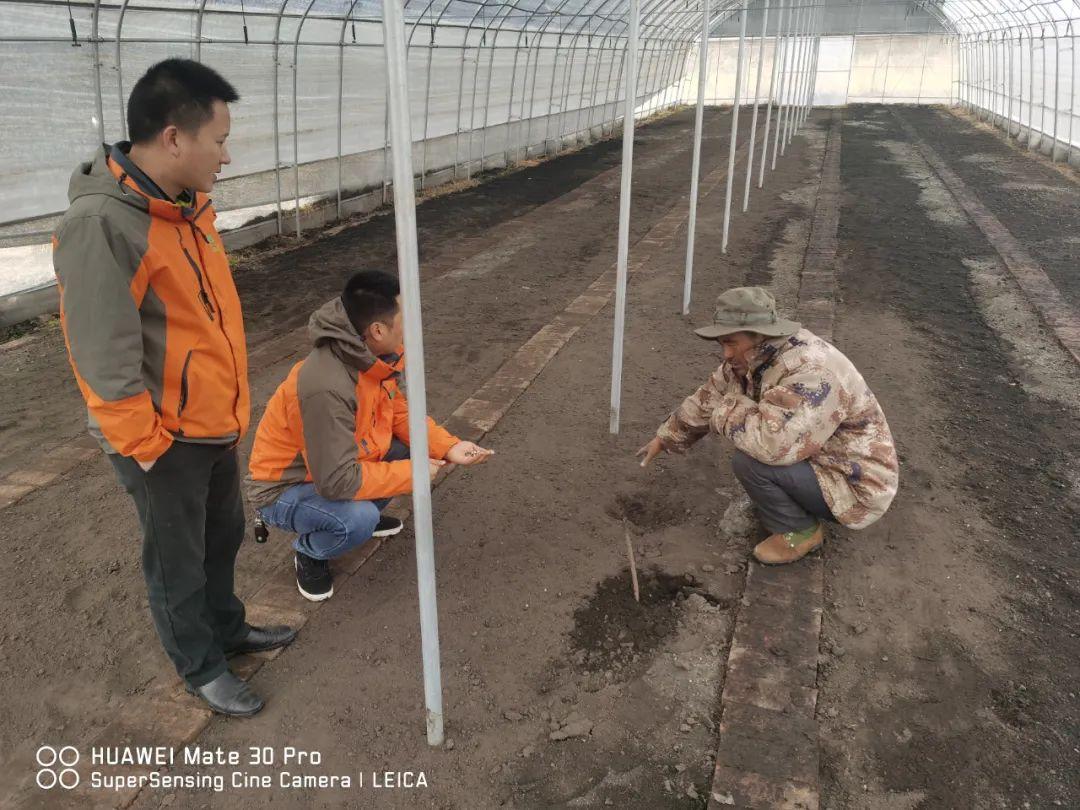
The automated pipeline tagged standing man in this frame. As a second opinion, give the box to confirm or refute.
[639,287,898,564]
[53,59,296,717]
[247,270,493,601]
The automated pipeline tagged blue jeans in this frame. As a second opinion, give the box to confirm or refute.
[257,439,409,560]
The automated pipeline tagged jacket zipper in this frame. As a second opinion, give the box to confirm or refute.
[178,349,193,418]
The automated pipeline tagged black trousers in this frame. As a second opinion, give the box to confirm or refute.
[110,442,247,687]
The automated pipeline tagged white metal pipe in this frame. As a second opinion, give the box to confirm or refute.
[1051,28,1061,159]
[272,0,289,235]
[779,1,802,157]
[609,0,639,436]
[419,27,436,189]
[1068,26,1076,162]
[682,0,710,317]
[91,1,106,143]
[743,0,770,212]
[380,0,445,749]
[771,0,794,170]
[799,5,819,130]
[758,0,785,187]
[791,3,809,134]
[782,0,806,149]
[794,1,812,133]
[1028,29,1035,146]
[293,0,319,239]
[721,4,747,255]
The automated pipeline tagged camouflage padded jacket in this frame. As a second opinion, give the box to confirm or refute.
[657,329,898,529]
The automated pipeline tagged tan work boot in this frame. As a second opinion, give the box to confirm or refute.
[753,524,823,565]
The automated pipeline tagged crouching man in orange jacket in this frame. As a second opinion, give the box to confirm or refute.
[247,270,492,601]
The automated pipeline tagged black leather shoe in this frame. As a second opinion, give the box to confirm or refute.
[186,671,264,717]
[224,624,298,657]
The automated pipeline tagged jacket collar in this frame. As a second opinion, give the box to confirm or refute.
[106,142,209,224]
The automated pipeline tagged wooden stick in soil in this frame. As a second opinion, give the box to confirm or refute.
[623,519,640,603]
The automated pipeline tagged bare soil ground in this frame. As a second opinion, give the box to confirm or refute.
[0,106,814,808]
[817,105,1080,809]
[1,104,1077,809]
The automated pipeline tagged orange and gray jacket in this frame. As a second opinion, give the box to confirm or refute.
[52,144,250,462]
[246,298,459,508]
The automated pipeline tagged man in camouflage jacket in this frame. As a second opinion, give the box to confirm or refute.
[638,287,898,565]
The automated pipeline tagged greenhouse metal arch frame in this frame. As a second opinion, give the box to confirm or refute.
[4,0,1078,245]
[2,0,738,240]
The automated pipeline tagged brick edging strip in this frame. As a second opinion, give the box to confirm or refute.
[708,112,842,810]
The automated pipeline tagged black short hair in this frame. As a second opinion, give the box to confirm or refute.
[341,270,400,335]
[127,59,239,144]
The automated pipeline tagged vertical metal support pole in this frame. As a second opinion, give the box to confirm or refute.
[993,33,1001,125]
[1019,31,1026,139]
[636,39,654,118]
[759,0,785,187]
[505,38,525,164]
[1051,28,1060,159]
[292,9,309,240]
[792,4,809,133]
[780,1,803,154]
[785,0,807,146]
[525,35,545,154]
[800,8,819,129]
[796,4,812,132]
[608,35,626,133]
[609,0,639,436]
[1028,30,1035,146]
[996,32,1005,127]
[557,35,583,143]
[978,34,985,116]
[1040,30,1047,148]
[467,31,485,173]
[116,1,131,141]
[1005,34,1011,126]
[453,36,469,177]
[721,5,747,255]
[420,28,435,190]
[683,0,711,316]
[963,35,972,112]
[480,30,500,172]
[1068,27,1076,163]
[91,0,106,143]
[772,0,794,169]
[380,0,445,749]
[743,0,770,211]
[273,13,285,235]
[336,22,346,220]
[586,39,607,135]
[575,36,596,140]
[708,29,720,105]
[545,36,564,150]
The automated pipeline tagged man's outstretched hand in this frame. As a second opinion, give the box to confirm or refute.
[446,441,495,466]
[636,436,665,468]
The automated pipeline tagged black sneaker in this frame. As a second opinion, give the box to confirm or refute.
[294,552,333,602]
[373,515,404,538]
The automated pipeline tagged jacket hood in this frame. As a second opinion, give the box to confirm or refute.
[308,297,401,376]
